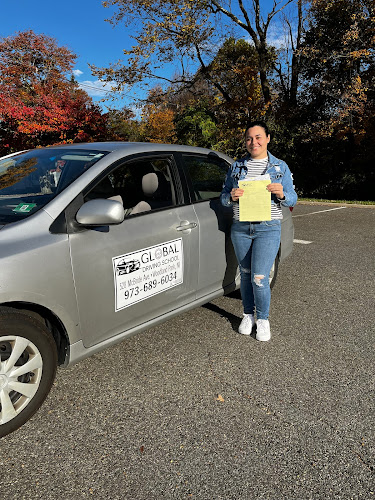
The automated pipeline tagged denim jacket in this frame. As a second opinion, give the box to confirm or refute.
[220,152,298,209]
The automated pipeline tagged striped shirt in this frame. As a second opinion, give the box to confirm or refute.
[232,157,283,221]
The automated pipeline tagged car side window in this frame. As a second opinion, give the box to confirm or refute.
[181,155,229,202]
[84,157,176,216]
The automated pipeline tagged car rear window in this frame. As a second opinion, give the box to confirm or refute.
[0,148,108,224]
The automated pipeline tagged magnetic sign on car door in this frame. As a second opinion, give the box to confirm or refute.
[112,238,184,311]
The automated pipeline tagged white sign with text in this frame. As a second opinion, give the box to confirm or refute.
[113,238,184,311]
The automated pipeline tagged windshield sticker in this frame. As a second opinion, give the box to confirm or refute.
[113,238,184,311]
[12,203,36,213]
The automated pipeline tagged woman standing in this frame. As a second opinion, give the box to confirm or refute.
[220,121,297,341]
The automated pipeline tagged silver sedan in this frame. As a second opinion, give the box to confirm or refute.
[0,142,294,437]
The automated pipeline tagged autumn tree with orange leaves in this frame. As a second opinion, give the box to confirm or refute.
[140,86,178,144]
[0,30,106,154]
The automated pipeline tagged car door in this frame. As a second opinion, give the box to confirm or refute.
[177,153,238,299]
[68,154,199,348]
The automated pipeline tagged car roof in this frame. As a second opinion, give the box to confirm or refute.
[37,142,233,162]
[1,142,234,168]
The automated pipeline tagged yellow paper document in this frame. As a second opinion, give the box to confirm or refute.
[238,179,271,221]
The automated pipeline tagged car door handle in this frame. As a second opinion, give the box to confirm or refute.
[176,221,197,231]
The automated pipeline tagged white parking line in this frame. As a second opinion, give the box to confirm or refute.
[292,206,347,218]
[293,239,312,244]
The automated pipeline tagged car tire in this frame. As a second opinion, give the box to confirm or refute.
[0,311,57,438]
[269,254,280,289]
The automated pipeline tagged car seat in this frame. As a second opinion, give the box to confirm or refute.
[141,172,172,209]
[127,171,172,215]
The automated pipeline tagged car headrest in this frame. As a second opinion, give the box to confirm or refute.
[142,172,158,197]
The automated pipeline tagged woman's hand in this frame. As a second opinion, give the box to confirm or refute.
[231,188,244,201]
[267,183,284,199]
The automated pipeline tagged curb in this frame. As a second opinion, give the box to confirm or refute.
[297,200,375,209]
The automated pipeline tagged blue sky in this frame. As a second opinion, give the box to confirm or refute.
[1,0,134,109]
[1,0,291,111]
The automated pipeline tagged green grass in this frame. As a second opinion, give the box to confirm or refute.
[298,198,375,205]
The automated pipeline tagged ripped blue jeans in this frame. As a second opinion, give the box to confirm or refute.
[231,220,281,320]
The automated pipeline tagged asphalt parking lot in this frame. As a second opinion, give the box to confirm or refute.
[1,203,374,499]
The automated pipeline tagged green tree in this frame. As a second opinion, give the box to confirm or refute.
[291,0,375,199]
[104,108,144,141]
[175,100,218,148]
[298,0,374,138]
[255,0,375,201]
[158,38,265,154]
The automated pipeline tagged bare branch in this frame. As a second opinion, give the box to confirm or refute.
[237,0,257,40]
[274,61,288,96]
[209,0,256,38]
[284,17,295,52]
[195,43,232,102]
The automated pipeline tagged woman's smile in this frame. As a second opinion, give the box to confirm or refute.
[245,125,270,159]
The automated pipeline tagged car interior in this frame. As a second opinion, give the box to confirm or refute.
[84,159,174,216]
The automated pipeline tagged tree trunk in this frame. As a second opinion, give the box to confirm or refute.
[289,0,303,107]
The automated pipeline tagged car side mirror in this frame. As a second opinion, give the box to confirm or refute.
[76,199,125,226]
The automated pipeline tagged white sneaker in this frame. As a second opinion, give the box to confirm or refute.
[256,319,271,341]
[238,314,255,335]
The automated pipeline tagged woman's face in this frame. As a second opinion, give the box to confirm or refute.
[245,126,270,159]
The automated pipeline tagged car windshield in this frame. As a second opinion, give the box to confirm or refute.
[0,148,108,224]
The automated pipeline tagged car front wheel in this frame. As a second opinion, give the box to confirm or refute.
[0,311,57,438]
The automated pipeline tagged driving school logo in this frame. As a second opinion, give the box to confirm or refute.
[116,259,141,275]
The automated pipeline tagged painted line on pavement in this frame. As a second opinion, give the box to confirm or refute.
[293,239,313,245]
[292,206,347,217]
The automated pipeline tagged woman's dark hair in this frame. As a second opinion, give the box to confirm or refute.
[244,120,270,137]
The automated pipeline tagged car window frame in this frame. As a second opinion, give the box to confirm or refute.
[50,151,193,234]
[84,153,184,207]
[174,152,231,204]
